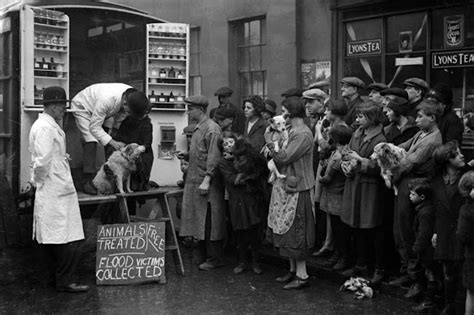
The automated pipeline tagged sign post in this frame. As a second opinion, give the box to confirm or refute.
[96,222,166,285]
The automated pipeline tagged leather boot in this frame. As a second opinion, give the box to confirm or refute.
[412,281,435,311]
[440,278,457,315]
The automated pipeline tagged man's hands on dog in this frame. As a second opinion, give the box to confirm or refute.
[109,139,126,150]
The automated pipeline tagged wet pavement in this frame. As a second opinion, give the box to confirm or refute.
[0,223,414,315]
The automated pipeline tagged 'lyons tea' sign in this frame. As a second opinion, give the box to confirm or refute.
[432,50,474,68]
[347,39,382,57]
[96,222,166,285]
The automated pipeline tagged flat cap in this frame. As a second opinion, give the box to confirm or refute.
[367,83,388,92]
[380,87,409,100]
[403,78,430,93]
[214,86,233,97]
[341,77,365,89]
[214,106,235,119]
[308,80,330,90]
[302,88,328,100]
[281,88,303,98]
[184,95,209,108]
[386,96,410,116]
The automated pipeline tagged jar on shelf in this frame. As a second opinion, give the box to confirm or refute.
[171,45,179,58]
[168,67,176,79]
[51,33,58,48]
[178,45,186,59]
[37,32,45,48]
[159,68,167,79]
[177,69,184,79]
[163,45,171,59]
[156,44,164,58]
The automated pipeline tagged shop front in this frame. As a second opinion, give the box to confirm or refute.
[333,1,474,115]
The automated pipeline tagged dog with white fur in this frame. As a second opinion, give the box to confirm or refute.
[262,115,289,183]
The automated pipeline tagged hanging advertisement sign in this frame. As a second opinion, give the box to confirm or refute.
[347,39,381,57]
[432,50,474,68]
[444,15,464,48]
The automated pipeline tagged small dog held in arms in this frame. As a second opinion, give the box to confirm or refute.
[370,142,407,195]
[93,143,146,195]
[262,115,289,183]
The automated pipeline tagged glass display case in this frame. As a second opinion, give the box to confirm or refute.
[146,23,189,111]
[21,5,69,109]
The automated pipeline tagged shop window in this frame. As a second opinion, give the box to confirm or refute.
[386,12,427,54]
[432,6,474,50]
[189,26,201,95]
[344,18,382,92]
[233,17,267,103]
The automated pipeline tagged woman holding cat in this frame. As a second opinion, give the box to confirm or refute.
[266,96,315,290]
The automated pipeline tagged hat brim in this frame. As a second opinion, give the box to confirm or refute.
[43,99,71,104]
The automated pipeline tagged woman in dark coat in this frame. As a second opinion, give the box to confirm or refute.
[340,102,388,278]
[243,95,267,152]
[432,141,467,313]
[217,132,267,275]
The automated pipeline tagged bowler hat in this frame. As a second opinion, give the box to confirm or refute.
[428,84,453,105]
[214,87,233,97]
[341,77,365,89]
[302,88,328,100]
[403,78,430,94]
[386,97,410,116]
[380,88,409,100]
[184,95,209,108]
[43,86,70,105]
[368,83,388,92]
[127,91,150,115]
[281,88,303,98]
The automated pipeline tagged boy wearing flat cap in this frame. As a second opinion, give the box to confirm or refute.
[403,77,430,119]
[427,84,463,144]
[179,96,226,270]
[384,97,419,145]
[29,86,89,293]
[214,106,236,132]
[340,76,365,129]
[368,83,388,106]
[210,87,245,135]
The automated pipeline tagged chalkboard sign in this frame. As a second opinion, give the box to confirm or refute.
[96,222,166,285]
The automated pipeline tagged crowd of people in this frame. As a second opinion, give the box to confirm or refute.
[178,79,474,314]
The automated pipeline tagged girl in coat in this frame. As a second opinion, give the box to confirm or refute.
[457,171,474,315]
[217,132,268,275]
[432,141,466,313]
[340,102,388,278]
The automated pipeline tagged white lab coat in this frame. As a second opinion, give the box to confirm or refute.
[71,83,132,146]
[29,113,84,244]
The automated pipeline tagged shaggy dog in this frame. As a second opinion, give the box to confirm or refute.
[262,115,289,183]
[93,143,146,194]
[370,142,407,195]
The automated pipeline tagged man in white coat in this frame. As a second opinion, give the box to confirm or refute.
[29,86,89,293]
[71,83,145,194]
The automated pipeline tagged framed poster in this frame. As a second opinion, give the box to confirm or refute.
[399,31,413,53]
[301,62,316,89]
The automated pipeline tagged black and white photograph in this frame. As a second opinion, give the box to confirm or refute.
[1,0,474,314]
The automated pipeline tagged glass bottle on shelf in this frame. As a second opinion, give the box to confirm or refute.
[56,61,63,76]
[169,92,175,102]
[157,44,164,58]
[178,45,186,59]
[58,35,65,48]
[34,58,40,69]
[168,67,176,79]
[176,93,184,102]
[163,45,171,59]
[177,69,184,79]
[38,32,45,48]
[149,90,157,103]
[159,67,167,79]
[51,33,58,48]
[171,45,179,58]
[158,92,167,103]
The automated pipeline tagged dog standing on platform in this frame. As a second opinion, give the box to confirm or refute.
[93,143,145,194]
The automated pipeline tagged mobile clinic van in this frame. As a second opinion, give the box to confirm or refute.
[0,0,189,245]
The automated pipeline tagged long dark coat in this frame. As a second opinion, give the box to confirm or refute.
[432,172,465,261]
[341,124,387,228]
[244,117,267,152]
